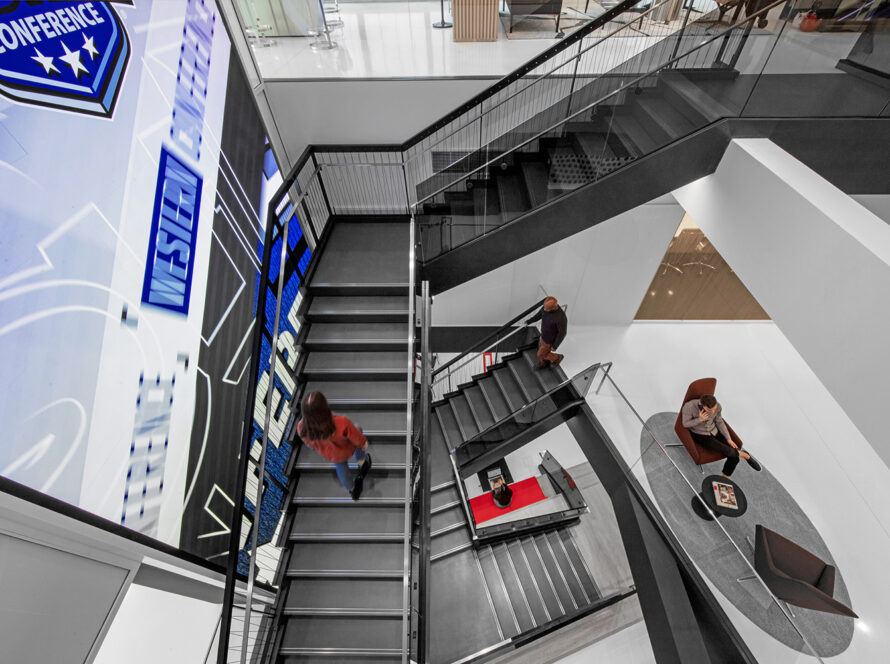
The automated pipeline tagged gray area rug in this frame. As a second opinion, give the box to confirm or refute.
[640,412,854,657]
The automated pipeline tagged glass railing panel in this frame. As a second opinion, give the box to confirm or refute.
[742,1,890,117]
[588,373,855,664]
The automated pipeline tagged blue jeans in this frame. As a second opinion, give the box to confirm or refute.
[333,448,367,491]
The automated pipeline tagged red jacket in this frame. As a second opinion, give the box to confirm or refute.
[298,414,367,463]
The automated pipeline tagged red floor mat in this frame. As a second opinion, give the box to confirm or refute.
[470,476,547,524]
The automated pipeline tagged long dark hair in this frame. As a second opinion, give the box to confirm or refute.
[300,391,336,441]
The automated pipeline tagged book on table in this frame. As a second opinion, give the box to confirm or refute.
[712,481,738,509]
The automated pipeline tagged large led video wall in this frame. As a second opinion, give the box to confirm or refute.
[0,0,302,566]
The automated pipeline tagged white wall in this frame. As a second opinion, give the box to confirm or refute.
[674,139,890,469]
[432,195,684,326]
[265,78,495,162]
[93,584,221,664]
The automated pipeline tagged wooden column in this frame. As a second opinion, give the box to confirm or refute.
[453,0,499,42]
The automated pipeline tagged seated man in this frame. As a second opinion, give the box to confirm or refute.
[491,477,513,508]
[681,394,761,478]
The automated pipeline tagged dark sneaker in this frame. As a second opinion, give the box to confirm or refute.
[359,454,372,479]
[745,455,762,472]
[350,475,364,501]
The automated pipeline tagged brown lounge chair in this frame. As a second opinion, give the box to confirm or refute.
[671,378,743,471]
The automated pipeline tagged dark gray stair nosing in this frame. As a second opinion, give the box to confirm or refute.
[431,499,461,515]
[491,369,520,412]
[288,533,405,542]
[430,521,466,538]
[525,535,566,617]
[309,282,410,295]
[278,647,403,657]
[283,607,404,617]
[293,497,405,506]
[506,359,536,402]
[503,542,539,628]
[447,397,471,443]
[431,479,456,493]
[430,541,473,562]
[287,569,404,579]
[295,462,407,471]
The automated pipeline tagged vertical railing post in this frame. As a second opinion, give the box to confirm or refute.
[669,1,695,64]
[418,280,432,662]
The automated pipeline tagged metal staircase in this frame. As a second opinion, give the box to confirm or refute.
[271,219,414,663]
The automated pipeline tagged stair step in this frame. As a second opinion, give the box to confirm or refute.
[520,536,565,619]
[464,384,495,431]
[280,616,403,652]
[302,380,408,410]
[431,484,461,511]
[507,355,546,399]
[486,542,535,632]
[554,529,600,601]
[287,541,405,575]
[659,70,734,124]
[478,375,511,422]
[506,539,550,625]
[520,161,551,208]
[449,395,480,440]
[521,347,563,390]
[533,531,578,612]
[304,322,410,351]
[307,295,409,323]
[308,282,409,296]
[294,471,406,500]
[293,497,405,506]
[289,533,405,542]
[430,526,472,558]
[286,577,403,611]
[477,544,521,638]
[279,648,401,662]
[544,530,589,608]
[496,173,530,223]
[430,503,465,532]
[612,109,658,156]
[635,95,696,144]
[290,505,405,536]
[284,607,403,617]
[434,404,464,450]
[303,352,408,380]
[491,366,525,412]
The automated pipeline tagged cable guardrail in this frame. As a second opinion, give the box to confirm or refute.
[409,0,786,211]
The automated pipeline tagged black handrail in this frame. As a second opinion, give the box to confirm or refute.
[431,298,546,380]
[402,0,646,149]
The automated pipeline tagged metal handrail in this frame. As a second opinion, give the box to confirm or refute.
[406,0,674,169]
[431,298,546,382]
[400,0,647,149]
[410,0,785,210]
[456,362,604,450]
[400,219,417,663]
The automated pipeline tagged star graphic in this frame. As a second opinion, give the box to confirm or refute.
[59,41,88,79]
[32,48,60,76]
[82,33,100,61]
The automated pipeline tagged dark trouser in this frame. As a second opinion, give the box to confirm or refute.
[690,431,742,476]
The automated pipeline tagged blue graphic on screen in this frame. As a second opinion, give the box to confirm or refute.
[141,146,203,315]
[0,1,130,117]
[238,198,308,576]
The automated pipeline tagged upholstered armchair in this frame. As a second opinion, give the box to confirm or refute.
[672,377,743,469]
[751,525,858,618]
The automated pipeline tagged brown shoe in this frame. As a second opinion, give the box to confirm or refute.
[552,354,564,366]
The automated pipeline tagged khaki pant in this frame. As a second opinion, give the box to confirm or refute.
[537,339,562,367]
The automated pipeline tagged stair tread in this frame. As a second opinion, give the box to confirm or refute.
[281,616,403,651]
[304,351,408,371]
[305,323,409,341]
[290,505,405,535]
[286,577,403,611]
[287,540,405,575]
[294,471,406,500]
